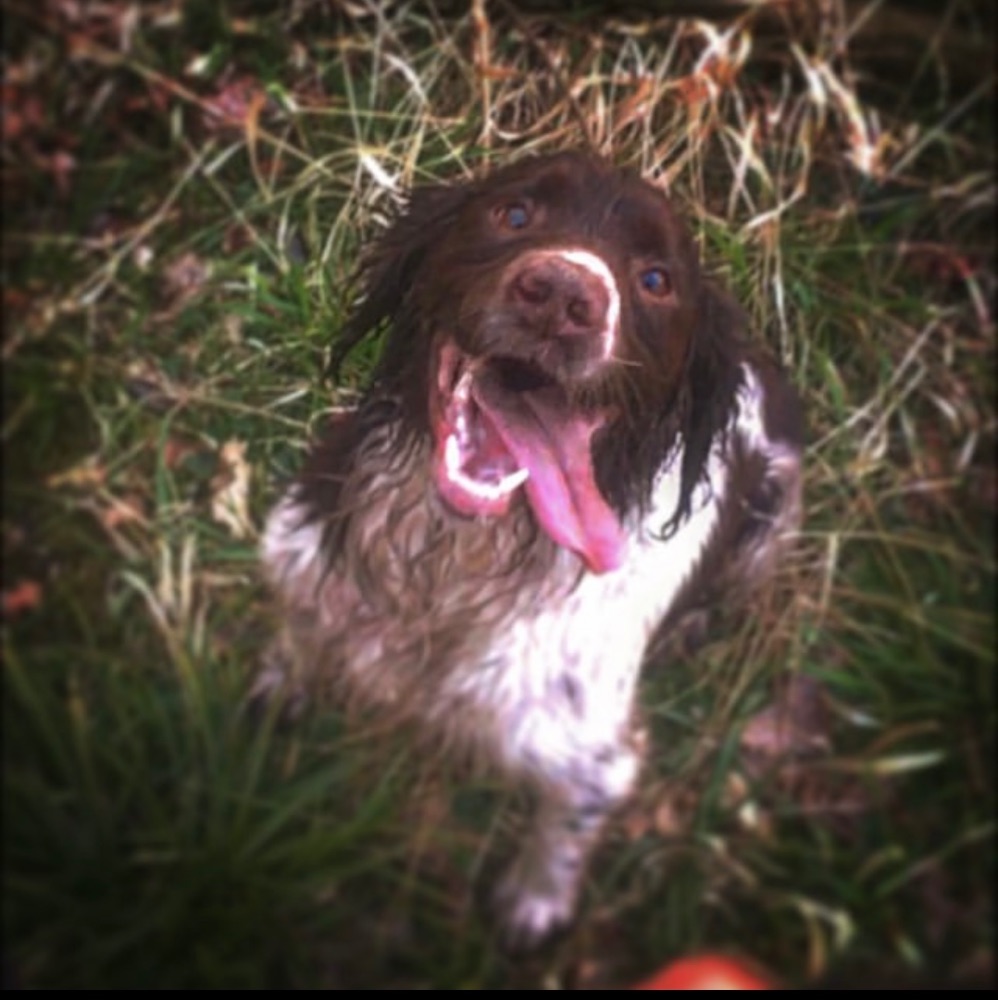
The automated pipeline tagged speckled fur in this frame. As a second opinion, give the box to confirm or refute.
[257,152,802,948]
[259,363,800,946]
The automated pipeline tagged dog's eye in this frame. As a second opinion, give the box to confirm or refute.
[639,267,672,298]
[495,202,532,231]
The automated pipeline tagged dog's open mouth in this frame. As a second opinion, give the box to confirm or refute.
[432,342,625,573]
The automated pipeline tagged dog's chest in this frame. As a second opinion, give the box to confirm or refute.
[442,448,726,749]
[263,426,728,765]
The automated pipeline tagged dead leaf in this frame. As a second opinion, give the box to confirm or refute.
[571,956,619,991]
[620,780,700,840]
[162,435,201,469]
[100,494,147,529]
[133,244,154,269]
[740,673,831,762]
[1,86,46,144]
[87,210,135,247]
[613,75,655,131]
[731,674,880,833]
[222,314,244,344]
[736,796,775,839]
[201,76,270,132]
[723,771,750,809]
[160,251,211,310]
[222,223,253,254]
[2,579,43,617]
[4,288,31,313]
[210,439,254,539]
[47,458,106,490]
[124,360,179,410]
[473,60,520,82]
[244,86,267,159]
[619,802,652,841]
[652,797,684,837]
[48,150,76,198]
[672,72,716,108]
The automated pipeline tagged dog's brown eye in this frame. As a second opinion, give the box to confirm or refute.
[639,267,671,298]
[496,202,532,231]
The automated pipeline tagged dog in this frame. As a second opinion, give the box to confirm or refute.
[257,151,803,948]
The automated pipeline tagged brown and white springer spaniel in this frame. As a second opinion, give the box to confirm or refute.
[258,151,803,948]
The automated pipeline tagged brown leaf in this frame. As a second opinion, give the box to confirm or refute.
[571,956,619,991]
[740,673,831,762]
[47,459,106,490]
[619,802,652,841]
[641,781,699,838]
[201,77,269,132]
[652,797,684,838]
[476,63,520,82]
[162,435,202,469]
[99,494,147,529]
[2,579,43,617]
[49,150,77,199]
[210,439,254,539]
[222,314,244,344]
[1,86,46,144]
[900,242,975,291]
[222,223,254,254]
[3,288,31,313]
[160,251,211,312]
[244,86,267,154]
[614,75,655,131]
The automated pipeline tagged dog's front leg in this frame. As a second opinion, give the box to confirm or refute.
[494,735,641,950]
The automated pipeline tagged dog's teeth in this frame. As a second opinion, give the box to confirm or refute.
[467,471,526,501]
[499,467,529,492]
[444,432,528,501]
[444,434,464,476]
[453,465,528,502]
[454,369,474,403]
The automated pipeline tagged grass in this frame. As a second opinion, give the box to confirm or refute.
[3,0,994,989]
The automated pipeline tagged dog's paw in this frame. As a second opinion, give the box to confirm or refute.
[492,860,577,952]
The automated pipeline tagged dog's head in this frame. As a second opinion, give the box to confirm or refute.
[330,152,744,572]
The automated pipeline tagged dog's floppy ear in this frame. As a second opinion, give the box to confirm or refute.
[664,281,747,531]
[327,182,471,379]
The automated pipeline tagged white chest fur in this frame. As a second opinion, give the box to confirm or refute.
[443,435,727,783]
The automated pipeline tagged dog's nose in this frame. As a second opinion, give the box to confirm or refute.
[508,255,612,339]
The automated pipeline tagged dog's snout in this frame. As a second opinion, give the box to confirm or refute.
[508,255,612,339]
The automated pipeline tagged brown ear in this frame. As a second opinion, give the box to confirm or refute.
[327,182,471,379]
[664,282,747,532]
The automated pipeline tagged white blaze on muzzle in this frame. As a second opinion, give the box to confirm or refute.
[545,248,621,361]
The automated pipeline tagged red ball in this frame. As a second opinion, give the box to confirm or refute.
[632,953,775,990]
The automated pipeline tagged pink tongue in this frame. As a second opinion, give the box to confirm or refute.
[475,386,626,573]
